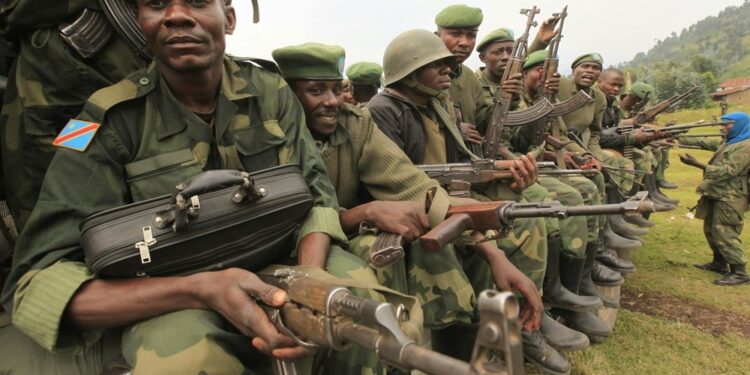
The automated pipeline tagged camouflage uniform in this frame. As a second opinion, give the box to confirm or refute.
[694,138,750,266]
[317,104,475,328]
[558,77,635,193]
[368,90,549,291]
[599,94,654,186]
[0,57,354,374]
[0,1,147,229]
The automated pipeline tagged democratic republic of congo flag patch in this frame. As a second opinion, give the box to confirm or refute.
[53,119,101,152]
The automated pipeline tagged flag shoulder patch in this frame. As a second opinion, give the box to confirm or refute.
[52,119,101,152]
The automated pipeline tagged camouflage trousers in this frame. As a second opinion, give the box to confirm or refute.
[597,150,636,193]
[347,234,475,329]
[631,148,655,186]
[0,247,394,375]
[538,177,590,258]
[699,198,747,266]
[652,147,672,182]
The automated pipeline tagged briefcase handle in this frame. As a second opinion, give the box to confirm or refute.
[154,170,264,232]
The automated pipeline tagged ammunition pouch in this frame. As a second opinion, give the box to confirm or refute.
[81,165,313,278]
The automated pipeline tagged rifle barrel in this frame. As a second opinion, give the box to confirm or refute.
[501,201,654,221]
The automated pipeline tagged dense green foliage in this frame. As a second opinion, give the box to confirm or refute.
[619,1,750,109]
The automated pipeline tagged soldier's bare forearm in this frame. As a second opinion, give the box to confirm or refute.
[65,274,204,330]
[297,232,330,268]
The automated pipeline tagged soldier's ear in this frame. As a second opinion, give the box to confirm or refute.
[224,5,236,35]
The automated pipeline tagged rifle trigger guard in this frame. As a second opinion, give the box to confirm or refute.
[266,308,322,351]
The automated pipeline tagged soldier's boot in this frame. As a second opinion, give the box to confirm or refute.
[608,214,648,239]
[655,160,678,189]
[603,185,649,239]
[595,232,635,274]
[623,213,656,228]
[540,311,590,352]
[553,309,612,344]
[714,264,750,286]
[603,225,642,251]
[582,243,621,308]
[694,248,729,274]
[521,329,571,375]
[542,236,602,312]
[645,174,679,205]
[554,246,614,343]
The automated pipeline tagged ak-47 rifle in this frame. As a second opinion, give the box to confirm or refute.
[415,160,600,197]
[420,191,654,252]
[260,267,524,375]
[534,6,592,150]
[629,84,700,125]
[637,120,730,138]
[484,6,555,160]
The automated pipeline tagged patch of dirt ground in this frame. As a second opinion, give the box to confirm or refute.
[620,287,750,338]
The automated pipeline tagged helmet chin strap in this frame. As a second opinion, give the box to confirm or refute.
[401,73,442,98]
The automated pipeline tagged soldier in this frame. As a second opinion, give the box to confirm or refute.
[345,61,382,104]
[0,0,149,232]
[341,79,356,104]
[0,1,389,373]
[515,49,617,345]
[680,111,750,285]
[596,71,662,233]
[369,29,576,375]
[619,83,682,199]
[475,27,517,101]
[273,42,542,371]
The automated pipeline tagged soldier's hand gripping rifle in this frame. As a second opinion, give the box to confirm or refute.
[260,267,525,375]
[629,84,700,125]
[420,191,654,251]
[484,6,555,160]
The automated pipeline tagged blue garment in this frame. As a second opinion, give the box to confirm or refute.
[722,112,750,145]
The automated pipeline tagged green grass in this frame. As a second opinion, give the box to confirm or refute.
[656,103,747,124]
[527,106,750,373]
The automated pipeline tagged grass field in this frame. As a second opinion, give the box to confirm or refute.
[531,105,750,374]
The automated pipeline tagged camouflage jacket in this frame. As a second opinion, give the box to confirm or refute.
[1,57,345,352]
[698,138,750,207]
[557,78,606,154]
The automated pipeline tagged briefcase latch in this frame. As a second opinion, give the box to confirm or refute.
[135,226,157,264]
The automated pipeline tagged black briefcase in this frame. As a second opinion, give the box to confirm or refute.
[81,165,313,278]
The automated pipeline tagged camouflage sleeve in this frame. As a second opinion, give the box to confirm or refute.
[358,116,449,227]
[474,79,493,134]
[703,143,750,182]
[12,261,102,353]
[275,81,346,245]
[677,136,721,151]
[588,90,605,153]
[3,113,132,352]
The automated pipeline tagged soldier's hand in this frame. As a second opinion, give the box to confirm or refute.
[487,252,542,331]
[536,15,560,44]
[633,128,652,144]
[501,72,524,98]
[363,201,430,241]
[199,269,312,361]
[543,73,561,96]
[506,153,538,192]
[563,152,581,169]
[679,153,701,168]
[459,122,483,145]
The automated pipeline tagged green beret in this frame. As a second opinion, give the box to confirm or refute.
[435,4,483,29]
[629,82,655,100]
[523,50,549,70]
[571,53,604,69]
[272,43,345,80]
[477,28,515,52]
[346,62,383,86]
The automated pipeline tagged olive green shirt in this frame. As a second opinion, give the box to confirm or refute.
[448,64,493,135]
[320,104,450,228]
[557,77,606,154]
[2,57,345,352]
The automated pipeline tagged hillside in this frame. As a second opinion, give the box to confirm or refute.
[619,1,750,109]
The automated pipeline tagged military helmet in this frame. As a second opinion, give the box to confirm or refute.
[383,29,455,87]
